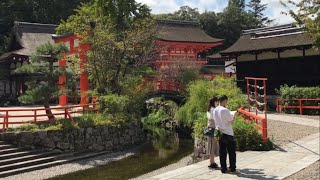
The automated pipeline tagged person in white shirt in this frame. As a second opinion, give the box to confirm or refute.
[206,96,219,169]
[213,95,237,173]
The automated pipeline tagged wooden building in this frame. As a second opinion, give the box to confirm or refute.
[0,21,57,103]
[220,24,320,94]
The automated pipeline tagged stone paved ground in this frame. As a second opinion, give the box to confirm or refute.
[148,114,320,180]
[149,133,319,180]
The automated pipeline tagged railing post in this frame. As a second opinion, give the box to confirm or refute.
[299,99,303,115]
[262,118,268,142]
[34,110,37,123]
[64,107,67,119]
[254,79,258,115]
[276,98,279,113]
[5,111,8,128]
[2,116,5,132]
[247,79,250,112]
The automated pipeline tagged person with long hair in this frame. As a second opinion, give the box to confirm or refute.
[206,96,219,168]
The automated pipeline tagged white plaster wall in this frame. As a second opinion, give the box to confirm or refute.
[225,60,236,73]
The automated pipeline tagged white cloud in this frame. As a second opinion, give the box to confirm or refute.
[262,0,299,25]
[136,0,226,14]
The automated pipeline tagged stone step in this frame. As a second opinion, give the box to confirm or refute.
[0,147,21,155]
[0,151,106,178]
[0,151,60,166]
[0,151,35,161]
[0,152,74,172]
[0,144,14,150]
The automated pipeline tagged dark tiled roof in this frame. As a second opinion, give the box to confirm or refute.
[221,24,314,55]
[157,20,223,43]
[0,21,57,61]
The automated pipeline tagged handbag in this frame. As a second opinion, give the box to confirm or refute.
[203,127,215,137]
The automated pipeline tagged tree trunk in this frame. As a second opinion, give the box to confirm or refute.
[44,103,55,120]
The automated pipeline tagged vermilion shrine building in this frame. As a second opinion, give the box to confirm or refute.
[0,20,224,106]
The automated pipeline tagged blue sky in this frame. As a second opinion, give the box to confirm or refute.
[136,0,299,25]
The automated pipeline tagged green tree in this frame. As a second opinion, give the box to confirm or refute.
[229,0,246,11]
[16,42,68,119]
[282,0,320,48]
[58,1,156,95]
[247,0,273,27]
[154,6,200,21]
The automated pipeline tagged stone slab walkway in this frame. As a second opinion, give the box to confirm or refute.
[267,114,319,128]
[149,132,320,180]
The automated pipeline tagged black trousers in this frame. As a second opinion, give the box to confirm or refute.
[219,134,237,171]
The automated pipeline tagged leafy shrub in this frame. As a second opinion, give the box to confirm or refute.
[233,116,273,151]
[175,77,246,127]
[142,109,170,125]
[6,124,39,133]
[277,85,320,115]
[192,112,207,139]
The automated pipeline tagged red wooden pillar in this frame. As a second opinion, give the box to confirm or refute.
[79,44,90,105]
[59,56,67,106]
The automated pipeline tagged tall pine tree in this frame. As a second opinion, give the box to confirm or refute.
[248,0,273,27]
[228,0,246,11]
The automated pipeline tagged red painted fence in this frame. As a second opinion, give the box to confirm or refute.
[0,103,98,132]
[276,98,320,115]
[237,107,268,142]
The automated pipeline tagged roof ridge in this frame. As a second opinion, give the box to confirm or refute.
[14,21,58,28]
[157,19,200,26]
[242,23,296,35]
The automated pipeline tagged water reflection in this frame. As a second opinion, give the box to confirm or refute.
[146,126,180,159]
[48,127,193,180]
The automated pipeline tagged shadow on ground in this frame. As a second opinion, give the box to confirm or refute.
[237,168,278,180]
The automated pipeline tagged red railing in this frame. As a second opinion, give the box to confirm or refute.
[276,98,320,115]
[237,107,268,142]
[0,103,98,132]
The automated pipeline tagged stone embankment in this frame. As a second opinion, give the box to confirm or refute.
[0,123,146,152]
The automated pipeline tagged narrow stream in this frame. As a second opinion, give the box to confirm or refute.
[48,127,193,180]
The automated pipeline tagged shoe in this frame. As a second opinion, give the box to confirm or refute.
[208,163,219,169]
[229,169,240,174]
[221,170,227,173]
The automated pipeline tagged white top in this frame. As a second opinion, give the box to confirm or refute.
[207,107,215,128]
[213,105,235,136]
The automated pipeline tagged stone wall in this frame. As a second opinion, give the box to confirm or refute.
[193,137,209,163]
[0,123,146,152]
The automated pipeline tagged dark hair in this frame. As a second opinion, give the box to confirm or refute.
[207,96,218,112]
[219,95,228,102]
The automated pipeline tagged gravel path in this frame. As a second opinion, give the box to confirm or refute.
[285,160,320,180]
[267,119,320,146]
[272,113,320,121]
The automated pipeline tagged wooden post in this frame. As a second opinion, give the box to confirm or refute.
[247,79,250,112]
[64,108,67,119]
[276,98,280,113]
[5,111,8,128]
[254,79,258,115]
[299,99,303,115]
[34,110,37,123]
[264,80,267,121]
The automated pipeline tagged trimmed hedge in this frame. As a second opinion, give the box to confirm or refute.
[277,85,320,115]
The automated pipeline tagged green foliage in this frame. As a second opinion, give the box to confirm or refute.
[154,6,200,21]
[247,0,273,27]
[57,1,156,95]
[192,112,207,139]
[6,113,125,133]
[233,116,273,151]
[276,85,320,115]
[175,77,246,127]
[16,42,69,106]
[142,109,170,125]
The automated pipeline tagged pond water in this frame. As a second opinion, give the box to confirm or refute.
[48,127,194,180]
